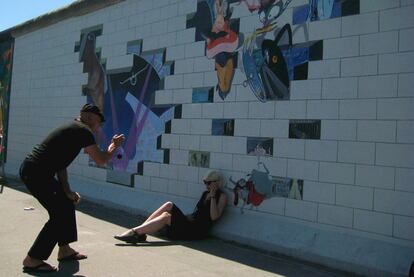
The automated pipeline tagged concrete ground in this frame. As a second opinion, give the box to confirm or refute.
[0,180,356,277]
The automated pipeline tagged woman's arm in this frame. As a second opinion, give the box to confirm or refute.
[210,192,228,221]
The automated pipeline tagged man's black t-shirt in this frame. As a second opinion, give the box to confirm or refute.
[26,121,96,173]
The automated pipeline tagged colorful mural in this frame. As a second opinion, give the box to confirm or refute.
[76,28,174,174]
[0,39,13,163]
[228,162,304,213]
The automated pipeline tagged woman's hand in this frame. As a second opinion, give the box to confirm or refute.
[66,191,81,204]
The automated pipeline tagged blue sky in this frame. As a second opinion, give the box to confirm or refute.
[0,0,78,32]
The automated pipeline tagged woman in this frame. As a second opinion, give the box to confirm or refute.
[114,170,227,243]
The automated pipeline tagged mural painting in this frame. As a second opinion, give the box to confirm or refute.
[247,137,273,156]
[188,150,210,168]
[76,28,174,175]
[228,162,304,213]
[0,39,13,163]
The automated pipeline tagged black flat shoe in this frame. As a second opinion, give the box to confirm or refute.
[114,231,147,243]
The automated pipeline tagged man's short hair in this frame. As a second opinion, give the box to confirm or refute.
[80,103,105,122]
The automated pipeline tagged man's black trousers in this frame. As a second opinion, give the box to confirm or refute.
[19,160,77,260]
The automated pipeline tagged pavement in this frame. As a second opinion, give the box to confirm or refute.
[0,179,356,277]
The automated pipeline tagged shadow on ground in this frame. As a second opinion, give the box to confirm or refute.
[4,180,355,277]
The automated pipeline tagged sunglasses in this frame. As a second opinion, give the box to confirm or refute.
[203,180,217,185]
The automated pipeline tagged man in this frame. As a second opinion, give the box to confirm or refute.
[19,104,124,273]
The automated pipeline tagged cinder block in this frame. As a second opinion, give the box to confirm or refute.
[398,73,414,97]
[174,58,194,74]
[379,52,414,74]
[336,184,373,209]
[339,99,376,119]
[360,0,399,13]
[234,119,261,137]
[378,98,414,120]
[260,156,288,177]
[248,102,275,119]
[374,189,414,216]
[178,0,196,15]
[260,120,289,138]
[222,136,246,154]
[223,102,249,118]
[150,177,168,193]
[287,159,319,181]
[200,135,222,153]
[155,90,173,105]
[303,181,335,204]
[308,59,340,79]
[193,56,215,72]
[318,204,353,228]
[179,134,200,150]
[232,154,259,172]
[183,72,204,88]
[338,141,375,164]
[342,12,378,36]
[275,139,305,159]
[394,216,414,240]
[321,120,356,141]
[167,15,186,32]
[184,41,205,58]
[323,36,359,59]
[341,55,377,77]
[307,100,339,119]
[202,103,224,119]
[319,162,355,185]
[190,119,211,135]
[290,79,322,100]
[305,140,337,162]
[358,75,398,98]
[159,32,177,48]
[354,209,393,236]
[159,164,179,180]
[164,74,183,89]
[396,168,414,192]
[160,4,178,19]
[176,28,195,44]
[285,199,318,222]
[257,197,286,215]
[178,165,199,182]
[399,28,414,51]
[322,77,358,99]
[161,133,180,149]
[309,18,341,40]
[401,0,414,6]
[167,179,188,197]
[275,101,306,119]
[172,89,192,104]
[203,71,218,87]
[182,103,202,118]
[169,149,189,165]
[357,120,396,143]
[143,162,160,177]
[360,31,398,55]
[356,165,395,189]
[134,175,151,190]
[171,119,190,134]
[376,143,414,168]
[380,6,414,31]
[166,44,185,61]
[210,152,234,171]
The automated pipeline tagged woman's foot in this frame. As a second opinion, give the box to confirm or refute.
[23,256,57,272]
[114,229,147,243]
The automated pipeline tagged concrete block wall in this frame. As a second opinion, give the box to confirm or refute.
[5,0,414,276]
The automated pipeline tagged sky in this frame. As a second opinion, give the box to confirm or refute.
[0,0,78,32]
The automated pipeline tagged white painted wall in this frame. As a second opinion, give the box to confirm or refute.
[6,0,414,276]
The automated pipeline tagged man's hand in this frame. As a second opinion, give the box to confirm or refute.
[66,191,81,204]
[111,134,125,148]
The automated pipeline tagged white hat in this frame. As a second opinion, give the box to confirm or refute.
[203,170,225,188]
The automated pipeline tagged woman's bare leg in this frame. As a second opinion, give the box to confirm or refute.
[133,212,171,235]
[143,201,173,224]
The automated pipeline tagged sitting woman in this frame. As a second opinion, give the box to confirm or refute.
[114,170,227,243]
